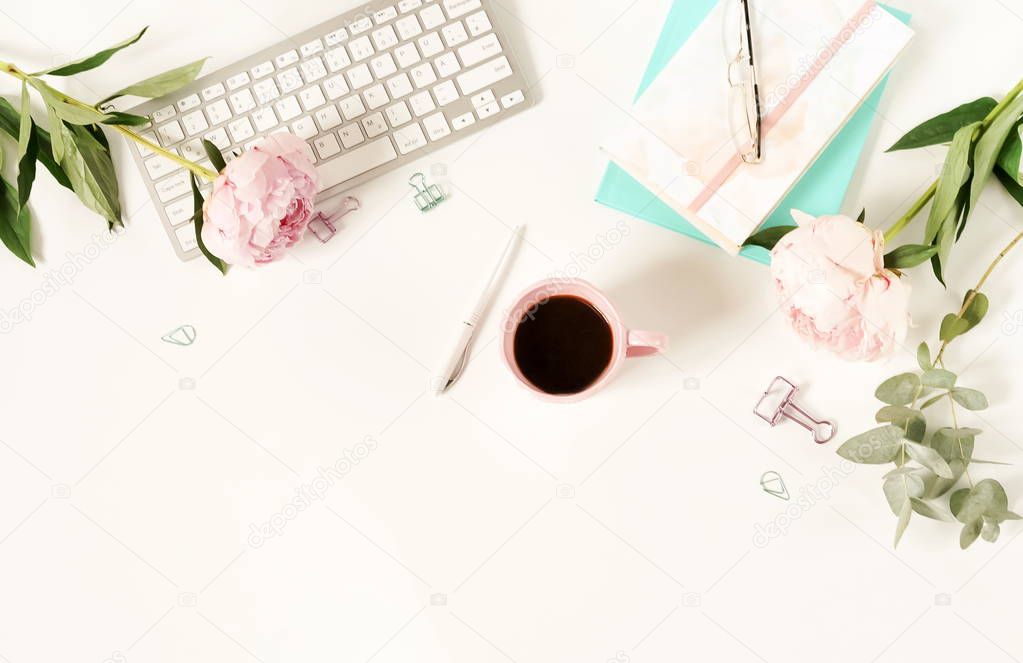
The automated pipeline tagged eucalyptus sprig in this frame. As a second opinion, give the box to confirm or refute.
[0,27,213,266]
[838,226,1023,549]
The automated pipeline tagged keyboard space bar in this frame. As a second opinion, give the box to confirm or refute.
[317,138,398,190]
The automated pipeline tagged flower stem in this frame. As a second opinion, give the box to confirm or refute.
[883,77,1023,243]
[0,61,217,181]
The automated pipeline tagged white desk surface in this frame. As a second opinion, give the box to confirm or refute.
[3,1,1023,661]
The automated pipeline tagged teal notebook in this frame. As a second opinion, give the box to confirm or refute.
[595,1,911,264]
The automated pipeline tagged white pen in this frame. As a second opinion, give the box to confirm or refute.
[435,224,524,395]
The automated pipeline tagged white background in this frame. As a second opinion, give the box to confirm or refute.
[2,0,1023,661]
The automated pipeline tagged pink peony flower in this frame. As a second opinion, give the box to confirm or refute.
[771,210,910,362]
[201,133,319,266]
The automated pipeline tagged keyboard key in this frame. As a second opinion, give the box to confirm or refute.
[226,72,251,89]
[409,90,436,116]
[292,116,318,139]
[136,131,158,157]
[399,0,423,12]
[374,6,398,23]
[156,171,190,202]
[395,15,423,40]
[348,35,374,61]
[363,84,389,110]
[385,101,412,127]
[362,112,388,138]
[456,55,511,94]
[181,110,209,136]
[181,140,206,163]
[203,99,231,126]
[228,117,255,143]
[301,57,328,82]
[410,62,437,88]
[157,121,185,145]
[177,94,202,112]
[175,223,198,252]
[442,21,469,47]
[252,107,279,131]
[253,78,281,104]
[465,10,492,36]
[229,89,256,114]
[314,133,341,158]
[251,60,275,79]
[476,100,500,119]
[434,52,461,78]
[422,111,451,140]
[202,82,226,100]
[317,137,397,187]
[371,25,399,50]
[338,123,366,148]
[274,96,302,121]
[432,80,458,105]
[393,122,427,154]
[349,16,373,34]
[315,105,343,130]
[347,63,373,89]
[165,198,194,226]
[325,47,352,72]
[500,89,524,108]
[420,4,445,29]
[152,105,176,123]
[387,73,414,99]
[394,43,421,68]
[371,53,398,79]
[300,39,324,57]
[325,27,348,46]
[277,67,303,93]
[418,31,444,57]
[452,111,475,130]
[458,33,501,67]
[340,94,367,120]
[443,0,481,19]
[276,50,300,67]
[145,153,180,179]
[204,127,230,149]
[470,89,495,108]
[323,74,350,100]
[299,85,327,111]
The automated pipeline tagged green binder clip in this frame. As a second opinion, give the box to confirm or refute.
[409,172,445,212]
[760,471,789,501]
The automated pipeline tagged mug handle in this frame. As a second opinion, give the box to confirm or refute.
[626,330,668,357]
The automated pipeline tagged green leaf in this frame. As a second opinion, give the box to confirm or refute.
[0,177,34,266]
[201,138,226,173]
[28,78,111,125]
[931,427,979,464]
[837,425,905,464]
[883,244,938,269]
[99,57,208,105]
[17,82,31,157]
[58,123,122,228]
[960,290,989,333]
[887,97,998,152]
[47,106,64,162]
[971,93,1023,211]
[981,516,1001,543]
[856,208,866,224]
[950,387,988,410]
[894,500,912,547]
[939,313,970,342]
[951,479,1010,524]
[926,122,978,245]
[99,111,151,126]
[16,124,37,210]
[911,497,954,521]
[960,519,982,549]
[742,224,795,251]
[923,459,965,499]
[917,343,931,371]
[919,393,945,410]
[875,373,921,406]
[884,470,924,514]
[996,119,1021,185]
[190,174,229,275]
[0,97,71,190]
[35,27,148,76]
[921,368,956,390]
[905,441,954,479]
[930,199,960,286]
[875,406,925,443]
[996,164,1023,206]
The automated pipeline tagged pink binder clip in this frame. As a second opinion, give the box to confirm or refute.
[308,196,361,243]
[754,376,835,444]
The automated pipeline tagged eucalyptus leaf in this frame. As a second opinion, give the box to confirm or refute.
[981,516,1001,542]
[960,519,982,549]
[921,368,956,389]
[190,174,229,275]
[894,500,912,547]
[0,177,34,266]
[875,405,925,442]
[887,97,997,152]
[939,313,970,342]
[35,27,147,76]
[28,78,111,125]
[742,224,795,251]
[925,122,978,245]
[883,471,925,515]
[99,57,208,105]
[919,392,945,410]
[201,138,226,172]
[923,459,965,499]
[971,93,1023,212]
[917,343,931,371]
[960,290,989,333]
[931,427,979,464]
[905,441,955,479]
[950,387,988,410]
[951,479,1009,524]
[58,123,122,228]
[911,497,954,521]
[837,425,905,464]
[875,373,921,406]
[884,244,938,269]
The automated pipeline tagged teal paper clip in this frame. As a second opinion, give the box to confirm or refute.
[409,172,445,212]
[162,324,197,347]
[760,471,789,501]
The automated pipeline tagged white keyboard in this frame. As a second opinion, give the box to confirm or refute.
[122,0,532,260]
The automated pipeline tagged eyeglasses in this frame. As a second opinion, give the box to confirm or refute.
[725,0,763,164]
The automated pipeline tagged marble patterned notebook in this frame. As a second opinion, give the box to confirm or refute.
[600,0,914,255]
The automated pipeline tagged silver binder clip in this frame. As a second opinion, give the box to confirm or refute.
[308,195,361,243]
[754,376,835,444]
[409,172,445,212]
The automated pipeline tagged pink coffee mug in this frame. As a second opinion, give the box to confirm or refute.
[501,278,668,402]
